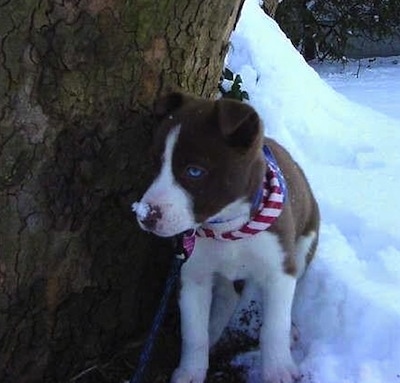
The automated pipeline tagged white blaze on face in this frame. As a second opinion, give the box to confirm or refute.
[138,126,196,237]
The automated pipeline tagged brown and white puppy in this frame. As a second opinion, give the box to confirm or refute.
[133,93,320,383]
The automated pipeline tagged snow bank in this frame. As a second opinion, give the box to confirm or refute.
[225,0,400,382]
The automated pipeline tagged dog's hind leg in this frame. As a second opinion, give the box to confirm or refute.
[294,230,319,279]
[209,275,240,347]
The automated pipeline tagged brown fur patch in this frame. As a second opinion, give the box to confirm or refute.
[264,138,320,274]
[152,93,320,272]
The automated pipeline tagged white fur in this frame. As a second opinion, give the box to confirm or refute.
[205,198,251,227]
[138,126,196,237]
[172,229,314,383]
[197,199,252,238]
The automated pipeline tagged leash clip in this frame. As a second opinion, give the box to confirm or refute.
[175,252,187,261]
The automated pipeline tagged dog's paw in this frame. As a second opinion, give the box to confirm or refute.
[262,362,302,383]
[170,367,207,383]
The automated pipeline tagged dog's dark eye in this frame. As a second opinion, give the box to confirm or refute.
[185,165,207,179]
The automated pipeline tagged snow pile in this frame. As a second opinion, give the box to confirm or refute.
[225,0,400,382]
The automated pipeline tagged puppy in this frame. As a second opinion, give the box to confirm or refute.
[133,93,320,383]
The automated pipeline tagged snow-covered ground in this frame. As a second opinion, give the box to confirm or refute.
[312,57,400,121]
[224,0,400,382]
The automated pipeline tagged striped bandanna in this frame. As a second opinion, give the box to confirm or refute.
[196,145,286,241]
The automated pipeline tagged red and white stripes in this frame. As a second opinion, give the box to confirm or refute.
[196,167,285,241]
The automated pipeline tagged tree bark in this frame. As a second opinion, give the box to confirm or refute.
[0,1,243,382]
[262,0,280,18]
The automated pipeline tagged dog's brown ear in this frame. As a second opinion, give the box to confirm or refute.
[216,99,261,149]
[153,92,192,120]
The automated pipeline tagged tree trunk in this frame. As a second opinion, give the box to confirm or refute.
[0,1,243,382]
[262,0,280,18]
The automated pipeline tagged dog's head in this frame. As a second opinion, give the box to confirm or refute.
[133,92,266,237]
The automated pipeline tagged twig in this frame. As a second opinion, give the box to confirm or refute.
[70,365,99,382]
[356,59,361,78]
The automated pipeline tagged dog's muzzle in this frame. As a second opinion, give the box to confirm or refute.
[132,202,162,231]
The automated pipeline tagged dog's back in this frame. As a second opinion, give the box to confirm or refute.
[265,137,320,275]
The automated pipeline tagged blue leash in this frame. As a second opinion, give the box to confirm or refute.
[129,235,189,383]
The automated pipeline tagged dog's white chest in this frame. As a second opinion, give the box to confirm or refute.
[186,232,286,283]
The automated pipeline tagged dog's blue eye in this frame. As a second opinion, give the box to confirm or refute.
[185,166,206,179]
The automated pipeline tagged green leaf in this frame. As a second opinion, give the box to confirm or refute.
[224,68,234,81]
[234,74,243,84]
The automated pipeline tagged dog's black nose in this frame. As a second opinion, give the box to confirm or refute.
[139,205,162,230]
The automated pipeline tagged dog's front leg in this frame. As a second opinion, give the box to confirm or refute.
[171,268,212,383]
[260,273,300,383]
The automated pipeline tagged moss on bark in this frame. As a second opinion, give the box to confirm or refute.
[0,0,244,382]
